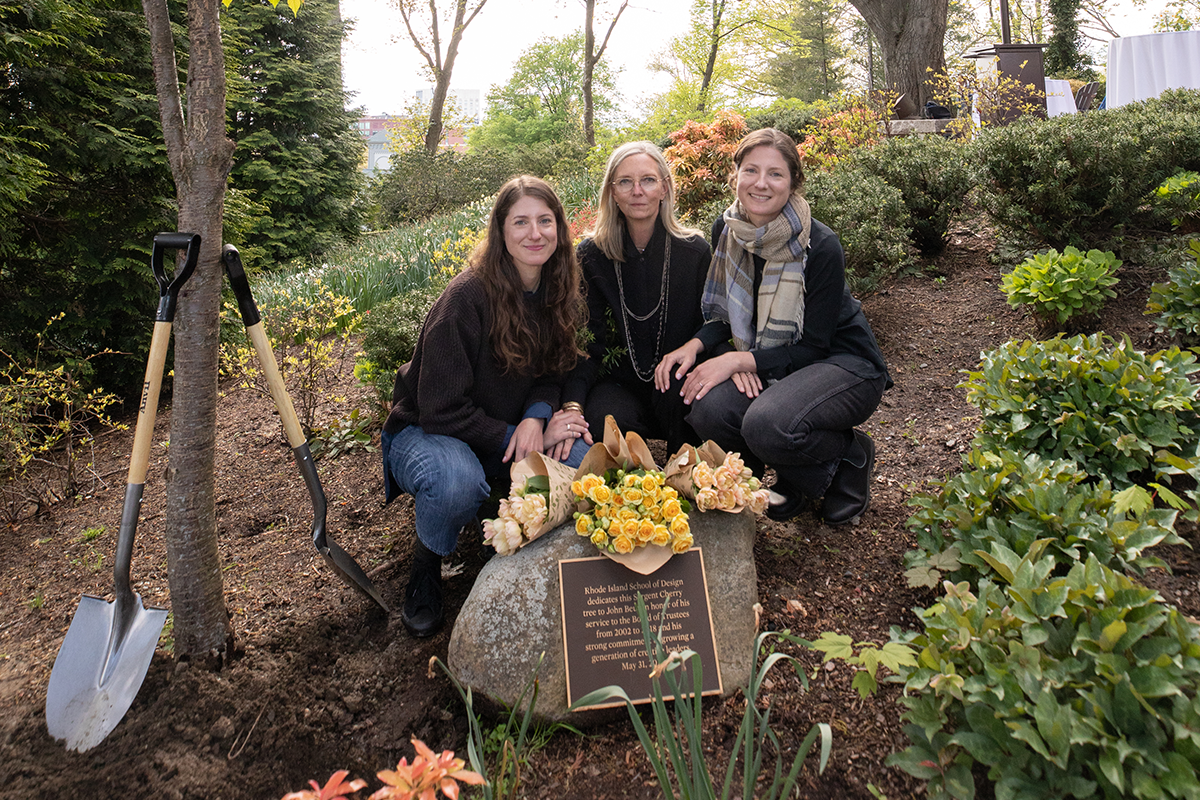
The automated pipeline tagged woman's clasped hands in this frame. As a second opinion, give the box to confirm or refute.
[655,340,762,405]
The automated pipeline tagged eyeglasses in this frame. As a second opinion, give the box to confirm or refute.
[611,176,661,193]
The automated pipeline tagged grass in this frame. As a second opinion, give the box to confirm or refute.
[245,168,600,316]
[248,198,493,314]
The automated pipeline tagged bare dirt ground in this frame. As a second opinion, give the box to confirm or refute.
[2,217,1196,800]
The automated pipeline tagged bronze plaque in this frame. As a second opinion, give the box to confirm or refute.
[559,548,722,710]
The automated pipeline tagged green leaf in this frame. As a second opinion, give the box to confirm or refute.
[851,669,879,699]
[808,632,854,662]
[1099,619,1128,652]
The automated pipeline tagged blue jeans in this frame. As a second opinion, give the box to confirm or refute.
[384,425,589,556]
[686,362,887,499]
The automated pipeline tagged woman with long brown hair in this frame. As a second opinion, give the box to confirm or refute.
[382,175,591,637]
[658,129,890,526]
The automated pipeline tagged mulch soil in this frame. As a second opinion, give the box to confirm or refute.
[2,216,1197,800]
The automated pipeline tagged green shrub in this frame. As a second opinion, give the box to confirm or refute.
[1149,170,1200,230]
[963,333,1200,486]
[371,149,518,226]
[999,246,1120,328]
[355,286,441,408]
[1147,239,1200,344]
[903,448,1183,589]
[889,551,1200,800]
[745,99,825,143]
[806,166,913,292]
[973,88,1200,249]
[221,279,361,435]
[0,317,125,521]
[846,136,974,254]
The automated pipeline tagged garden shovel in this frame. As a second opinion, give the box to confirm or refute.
[221,244,388,612]
[46,232,200,752]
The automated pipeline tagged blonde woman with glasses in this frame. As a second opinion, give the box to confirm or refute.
[557,141,715,457]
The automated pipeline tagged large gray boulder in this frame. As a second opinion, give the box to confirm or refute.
[447,509,757,724]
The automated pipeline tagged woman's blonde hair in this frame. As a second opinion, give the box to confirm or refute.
[588,141,703,262]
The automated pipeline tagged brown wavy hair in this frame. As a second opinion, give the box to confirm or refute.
[471,175,585,375]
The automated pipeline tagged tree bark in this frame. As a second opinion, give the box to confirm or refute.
[142,0,234,664]
[397,0,487,156]
[697,0,727,113]
[582,0,627,147]
[848,0,948,109]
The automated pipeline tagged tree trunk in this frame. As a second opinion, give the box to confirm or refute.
[582,0,627,147]
[142,0,234,664]
[697,0,727,113]
[849,0,948,109]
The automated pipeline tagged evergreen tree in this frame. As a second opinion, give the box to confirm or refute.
[0,0,175,396]
[223,0,365,266]
[766,0,848,101]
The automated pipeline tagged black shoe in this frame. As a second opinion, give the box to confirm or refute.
[401,541,444,638]
[766,482,808,522]
[821,430,875,526]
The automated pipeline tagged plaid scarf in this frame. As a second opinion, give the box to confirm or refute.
[702,195,811,351]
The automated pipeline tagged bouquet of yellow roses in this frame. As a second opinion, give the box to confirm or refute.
[571,468,693,557]
[665,441,771,515]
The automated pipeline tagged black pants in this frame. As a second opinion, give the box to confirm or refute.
[687,362,887,498]
[584,373,699,455]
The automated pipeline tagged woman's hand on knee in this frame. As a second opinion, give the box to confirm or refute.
[681,351,757,405]
[732,371,763,398]
[655,339,704,393]
[505,417,545,463]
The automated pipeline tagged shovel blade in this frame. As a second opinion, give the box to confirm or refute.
[45,593,168,752]
[318,537,389,612]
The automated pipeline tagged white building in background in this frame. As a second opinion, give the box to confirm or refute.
[415,88,482,125]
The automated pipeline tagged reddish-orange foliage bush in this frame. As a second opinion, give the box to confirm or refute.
[663,110,747,222]
[569,203,598,241]
[795,106,882,170]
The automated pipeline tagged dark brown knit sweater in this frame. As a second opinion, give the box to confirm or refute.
[382,268,560,457]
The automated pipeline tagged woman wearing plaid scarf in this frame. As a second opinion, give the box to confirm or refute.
[655,128,891,526]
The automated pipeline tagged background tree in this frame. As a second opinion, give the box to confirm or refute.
[0,0,175,396]
[470,32,614,171]
[1044,0,1088,75]
[848,0,949,108]
[386,94,472,152]
[224,0,365,265]
[582,0,628,146]
[765,0,848,101]
[394,0,488,156]
[649,0,764,112]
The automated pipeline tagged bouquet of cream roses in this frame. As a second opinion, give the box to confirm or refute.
[482,452,577,556]
[482,475,550,556]
[571,468,693,556]
[666,443,771,515]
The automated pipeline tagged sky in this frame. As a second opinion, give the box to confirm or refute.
[339,0,1171,119]
[340,0,695,117]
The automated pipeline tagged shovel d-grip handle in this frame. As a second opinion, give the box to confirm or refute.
[151,232,200,323]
